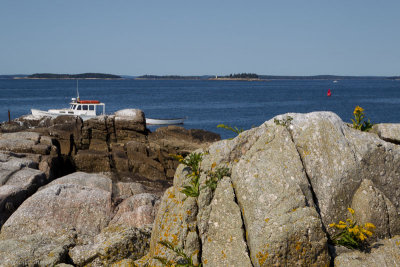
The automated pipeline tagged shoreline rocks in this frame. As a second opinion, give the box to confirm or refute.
[1,110,400,266]
[0,171,160,266]
[5,110,220,185]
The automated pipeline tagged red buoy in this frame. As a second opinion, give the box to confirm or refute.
[327,89,331,97]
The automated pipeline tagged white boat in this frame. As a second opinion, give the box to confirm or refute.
[31,81,106,121]
[146,117,186,125]
[31,98,105,121]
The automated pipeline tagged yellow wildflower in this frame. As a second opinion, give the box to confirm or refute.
[329,223,336,227]
[353,106,364,115]
[352,226,360,235]
[348,208,355,215]
[336,224,346,229]
[365,223,376,229]
[364,230,373,236]
[339,221,346,225]
[359,233,366,241]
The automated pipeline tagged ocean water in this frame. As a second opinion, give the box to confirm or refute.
[0,79,399,139]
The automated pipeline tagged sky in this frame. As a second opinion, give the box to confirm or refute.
[1,0,399,76]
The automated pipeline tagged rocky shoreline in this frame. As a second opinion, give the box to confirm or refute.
[0,111,400,266]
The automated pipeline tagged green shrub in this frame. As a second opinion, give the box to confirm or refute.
[173,153,203,198]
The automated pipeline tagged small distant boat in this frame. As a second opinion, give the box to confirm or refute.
[333,80,338,83]
[146,117,186,125]
[327,89,332,97]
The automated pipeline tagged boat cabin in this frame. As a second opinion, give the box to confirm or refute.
[66,98,105,116]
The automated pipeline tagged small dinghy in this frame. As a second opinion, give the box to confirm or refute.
[146,117,186,125]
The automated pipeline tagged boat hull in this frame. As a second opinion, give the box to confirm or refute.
[31,109,95,121]
[146,118,186,125]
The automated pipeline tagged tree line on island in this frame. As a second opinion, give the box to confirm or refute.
[27,73,122,79]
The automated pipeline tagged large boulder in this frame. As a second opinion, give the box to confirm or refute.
[372,123,400,144]
[1,183,112,242]
[42,171,113,193]
[0,148,60,228]
[0,171,161,266]
[287,112,400,237]
[138,111,400,266]
[69,225,152,266]
[110,193,160,228]
[114,109,147,138]
[0,230,77,266]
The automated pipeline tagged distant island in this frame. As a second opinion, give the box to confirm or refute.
[136,73,396,81]
[210,73,261,81]
[1,73,398,81]
[19,73,122,79]
[136,75,211,80]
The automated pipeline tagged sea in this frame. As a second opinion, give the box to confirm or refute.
[0,79,399,139]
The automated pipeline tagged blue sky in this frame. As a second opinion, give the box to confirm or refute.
[1,1,399,76]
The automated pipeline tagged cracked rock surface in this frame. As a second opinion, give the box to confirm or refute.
[137,111,400,266]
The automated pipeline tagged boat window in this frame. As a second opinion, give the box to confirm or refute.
[60,111,65,113]
[68,111,74,114]
[77,105,81,110]
[83,105,88,110]
[89,105,94,111]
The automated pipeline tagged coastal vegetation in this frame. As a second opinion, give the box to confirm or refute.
[274,116,294,127]
[26,73,122,79]
[351,106,373,131]
[329,208,376,249]
[175,152,203,198]
[217,124,244,138]
[155,240,201,267]
[173,152,231,197]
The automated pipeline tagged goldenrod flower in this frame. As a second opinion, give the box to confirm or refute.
[359,233,366,241]
[339,221,346,225]
[353,228,360,235]
[329,223,336,227]
[364,230,373,236]
[365,223,376,229]
[348,208,355,215]
[336,224,346,229]
[353,106,364,115]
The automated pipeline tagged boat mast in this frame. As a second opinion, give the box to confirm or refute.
[76,80,80,101]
